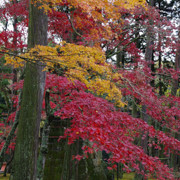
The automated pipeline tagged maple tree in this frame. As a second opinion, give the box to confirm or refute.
[0,0,180,179]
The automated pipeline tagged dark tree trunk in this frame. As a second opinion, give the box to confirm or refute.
[134,1,155,179]
[11,1,48,180]
[116,47,125,68]
[12,0,18,95]
[172,30,180,96]
[36,91,51,180]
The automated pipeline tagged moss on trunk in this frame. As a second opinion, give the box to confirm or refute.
[43,119,107,180]
[11,1,48,179]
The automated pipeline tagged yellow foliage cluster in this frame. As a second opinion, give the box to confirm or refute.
[5,56,24,68]
[5,42,124,107]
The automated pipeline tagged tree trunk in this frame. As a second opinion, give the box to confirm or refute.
[43,117,107,180]
[134,1,155,179]
[116,47,125,68]
[172,29,180,96]
[43,118,67,180]
[11,1,48,179]
[36,91,51,180]
[142,0,155,151]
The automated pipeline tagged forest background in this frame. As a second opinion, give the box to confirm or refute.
[0,0,180,179]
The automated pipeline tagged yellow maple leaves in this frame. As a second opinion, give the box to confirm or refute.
[5,42,124,107]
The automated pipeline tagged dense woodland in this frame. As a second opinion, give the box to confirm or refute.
[0,0,179,179]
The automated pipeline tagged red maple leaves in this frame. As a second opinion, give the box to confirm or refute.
[45,73,179,180]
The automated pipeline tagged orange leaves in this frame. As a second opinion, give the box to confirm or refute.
[34,0,146,42]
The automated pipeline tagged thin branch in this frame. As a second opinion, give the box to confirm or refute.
[66,12,85,40]
[106,35,142,58]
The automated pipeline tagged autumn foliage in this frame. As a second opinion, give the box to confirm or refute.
[0,0,180,179]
